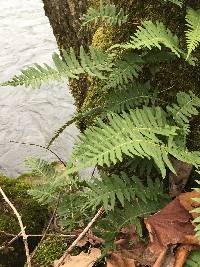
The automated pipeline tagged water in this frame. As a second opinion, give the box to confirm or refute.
[0,0,79,177]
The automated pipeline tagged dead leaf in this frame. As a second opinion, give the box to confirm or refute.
[179,191,200,219]
[54,248,101,267]
[107,252,136,267]
[145,198,195,255]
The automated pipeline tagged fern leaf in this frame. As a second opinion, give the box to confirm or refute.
[1,47,113,88]
[70,106,178,177]
[163,0,184,7]
[104,82,156,113]
[85,172,168,211]
[185,8,200,60]
[167,91,200,127]
[25,158,57,180]
[112,21,181,57]
[104,53,144,90]
[82,3,128,27]
[185,249,200,267]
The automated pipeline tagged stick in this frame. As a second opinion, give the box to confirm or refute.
[0,187,31,267]
[174,245,194,267]
[0,230,23,251]
[55,207,104,267]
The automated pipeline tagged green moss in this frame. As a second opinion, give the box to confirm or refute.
[32,236,67,267]
[0,175,49,267]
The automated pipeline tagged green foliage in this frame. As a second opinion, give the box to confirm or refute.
[163,0,184,7]
[70,106,178,177]
[85,172,168,211]
[112,20,182,56]
[191,179,200,240]
[185,8,200,60]
[82,2,128,27]
[184,249,200,267]
[103,53,144,89]
[167,91,200,128]
[104,82,155,113]
[1,46,113,88]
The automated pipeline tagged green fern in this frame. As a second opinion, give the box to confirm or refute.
[82,2,128,27]
[70,106,178,177]
[1,46,113,88]
[112,21,182,57]
[104,53,144,90]
[104,82,156,113]
[185,8,200,60]
[95,197,169,239]
[167,91,200,128]
[163,0,184,7]
[184,249,200,267]
[25,158,57,180]
[85,172,168,211]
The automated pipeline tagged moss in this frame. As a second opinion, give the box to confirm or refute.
[32,236,67,267]
[0,175,49,267]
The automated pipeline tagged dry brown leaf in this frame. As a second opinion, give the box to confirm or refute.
[179,191,200,219]
[54,248,101,267]
[145,198,195,255]
[107,252,136,267]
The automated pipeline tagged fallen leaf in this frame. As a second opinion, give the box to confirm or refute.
[145,198,195,255]
[179,191,200,219]
[54,248,101,267]
[107,252,136,267]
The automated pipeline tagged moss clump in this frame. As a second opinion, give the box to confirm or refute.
[0,175,49,267]
[32,236,67,267]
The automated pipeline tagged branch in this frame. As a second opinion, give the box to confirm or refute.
[0,187,31,267]
[0,230,23,251]
[55,207,104,267]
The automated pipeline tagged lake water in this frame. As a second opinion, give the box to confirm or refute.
[0,0,79,177]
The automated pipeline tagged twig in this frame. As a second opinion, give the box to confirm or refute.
[174,245,194,267]
[0,187,31,267]
[55,207,104,267]
[0,230,23,251]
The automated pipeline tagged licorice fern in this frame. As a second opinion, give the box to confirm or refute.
[112,20,182,57]
[104,81,156,113]
[103,53,144,90]
[185,8,200,60]
[185,249,200,267]
[167,91,200,128]
[85,172,168,211]
[82,2,128,27]
[70,106,178,177]
[1,46,113,88]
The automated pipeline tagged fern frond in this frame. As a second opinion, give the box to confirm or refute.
[82,2,128,27]
[163,0,184,7]
[185,8,200,60]
[112,21,181,57]
[104,82,156,113]
[1,46,113,88]
[85,172,167,211]
[167,91,200,128]
[185,249,200,267]
[104,53,143,90]
[71,106,178,177]
[25,158,57,180]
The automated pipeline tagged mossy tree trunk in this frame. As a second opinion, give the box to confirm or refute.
[42,0,92,111]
